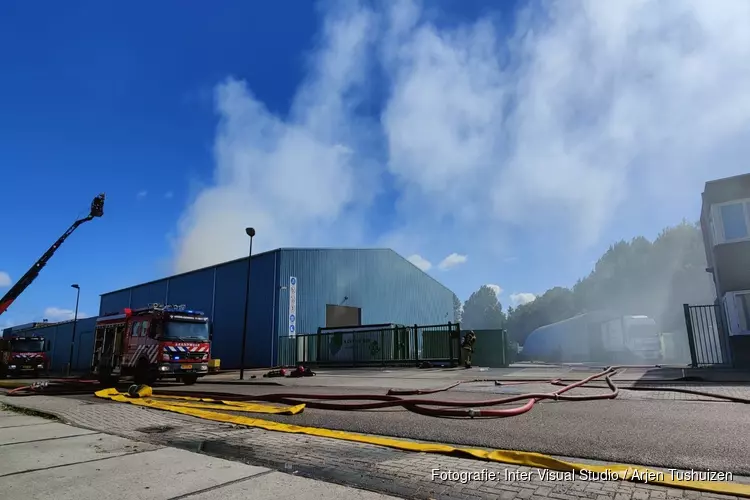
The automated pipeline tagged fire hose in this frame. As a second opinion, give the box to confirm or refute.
[160,367,620,418]
[3,378,102,397]
[3,366,749,418]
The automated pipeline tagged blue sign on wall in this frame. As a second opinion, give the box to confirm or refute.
[289,276,297,336]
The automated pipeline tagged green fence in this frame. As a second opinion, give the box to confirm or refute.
[277,322,462,367]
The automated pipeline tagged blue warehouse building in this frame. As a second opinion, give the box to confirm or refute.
[98,248,456,369]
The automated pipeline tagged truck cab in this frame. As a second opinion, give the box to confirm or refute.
[0,334,50,378]
[601,315,662,363]
[92,304,211,386]
[621,315,663,362]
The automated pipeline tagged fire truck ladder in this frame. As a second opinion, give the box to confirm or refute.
[0,194,105,317]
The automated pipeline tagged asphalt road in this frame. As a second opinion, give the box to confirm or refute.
[165,382,750,475]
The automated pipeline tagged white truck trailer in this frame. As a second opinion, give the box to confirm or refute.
[522,311,663,364]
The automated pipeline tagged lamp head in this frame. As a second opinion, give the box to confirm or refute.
[245,227,256,237]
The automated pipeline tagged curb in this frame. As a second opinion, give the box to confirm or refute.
[1,401,61,422]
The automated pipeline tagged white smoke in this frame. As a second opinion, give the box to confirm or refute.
[172,0,750,281]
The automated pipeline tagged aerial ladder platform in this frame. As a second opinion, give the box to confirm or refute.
[0,194,105,317]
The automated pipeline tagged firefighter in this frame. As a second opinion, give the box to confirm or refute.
[461,330,477,368]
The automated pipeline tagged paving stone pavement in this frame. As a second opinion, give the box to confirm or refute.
[0,394,744,500]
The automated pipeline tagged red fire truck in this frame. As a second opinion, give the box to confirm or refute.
[91,304,211,386]
[0,325,51,378]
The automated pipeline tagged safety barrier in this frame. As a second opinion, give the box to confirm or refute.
[277,322,461,367]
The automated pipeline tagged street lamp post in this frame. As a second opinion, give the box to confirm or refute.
[239,227,255,380]
[68,284,80,376]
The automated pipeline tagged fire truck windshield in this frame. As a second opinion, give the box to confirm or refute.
[10,339,45,352]
[163,320,209,341]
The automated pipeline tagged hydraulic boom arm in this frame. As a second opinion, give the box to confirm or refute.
[0,194,105,317]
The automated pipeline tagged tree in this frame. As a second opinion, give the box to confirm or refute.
[462,285,505,330]
[505,221,715,345]
[505,287,577,344]
[452,294,462,323]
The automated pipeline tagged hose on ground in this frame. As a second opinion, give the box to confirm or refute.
[129,368,622,418]
[4,378,101,397]
[3,365,749,418]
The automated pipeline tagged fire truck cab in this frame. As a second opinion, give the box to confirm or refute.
[0,326,51,378]
[91,304,211,386]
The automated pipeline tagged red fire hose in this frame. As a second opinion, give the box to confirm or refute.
[3,366,749,418]
[4,378,101,397]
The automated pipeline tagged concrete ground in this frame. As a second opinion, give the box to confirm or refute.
[1,393,747,500]
[0,406,400,499]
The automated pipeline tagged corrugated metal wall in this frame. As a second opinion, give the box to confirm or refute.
[274,249,454,339]
[211,252,276,369]
[3,317,98,372]
[97,248,456,370]
[98,251,277,369]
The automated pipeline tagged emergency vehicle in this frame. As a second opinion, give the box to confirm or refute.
[0,326,51,378]
[91,304,211,386]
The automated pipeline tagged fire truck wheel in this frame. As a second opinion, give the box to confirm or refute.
[182,374,198,385]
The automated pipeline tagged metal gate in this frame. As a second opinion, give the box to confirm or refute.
[276,322,461,367]
[683,304,733,367]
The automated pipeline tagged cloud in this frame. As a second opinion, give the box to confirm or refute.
[137,190,148,199]
[438,253,468,270]
[0,271,10,287]
[486,284,503,297]
[171,0,750,288]
[171,3,379,272]
[43,307,89,322]
[510,292,537,307]
[407,254,432,271]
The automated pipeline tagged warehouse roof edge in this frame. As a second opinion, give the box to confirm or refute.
[100,247,455,298]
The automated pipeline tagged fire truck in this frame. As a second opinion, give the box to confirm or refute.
[0,325,51,378]
[91,304,211,386]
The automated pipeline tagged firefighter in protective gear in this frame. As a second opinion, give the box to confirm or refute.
[461,330,477,368]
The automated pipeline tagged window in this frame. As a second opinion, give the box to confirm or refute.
[132,322,141,337]
[720,203,748,240]
[713,200,750,244]
[141,320,150,337]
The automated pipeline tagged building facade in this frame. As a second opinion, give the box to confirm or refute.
[98,248,456,369]
[700,173,750,365]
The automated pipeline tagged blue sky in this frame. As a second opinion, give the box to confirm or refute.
[2,0,750,328]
